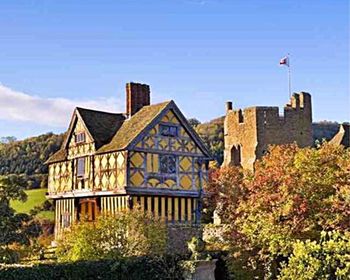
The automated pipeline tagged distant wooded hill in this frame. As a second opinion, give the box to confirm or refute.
[0,133,64,189]
[312,121,340,142]
[0,120,340,188]
[193,117,225,165]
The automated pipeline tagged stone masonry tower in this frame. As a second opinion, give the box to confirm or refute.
[223,92,313,170]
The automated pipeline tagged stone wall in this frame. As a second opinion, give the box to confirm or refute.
[223,92,313,170]
[166,224,231,255]
[167,225,202,255]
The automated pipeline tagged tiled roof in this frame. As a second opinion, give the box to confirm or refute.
[97,101,171,153]
[46,101,173,163]
[45,148,67,164]
[76,107,126,149]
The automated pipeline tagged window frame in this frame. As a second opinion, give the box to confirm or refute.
[75,132,86,144]
[76,157,86,178]
[159,154,177,174]
[159,124,179,137]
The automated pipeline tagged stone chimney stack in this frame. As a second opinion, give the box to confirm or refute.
[226,101,233,111]
[126,82,151,117]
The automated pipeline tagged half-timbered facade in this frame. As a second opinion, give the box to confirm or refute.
[46,82,211,238]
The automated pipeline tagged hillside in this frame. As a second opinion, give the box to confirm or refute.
[312,121,340,143]
[195,117,225,165]
[10,188,54,221]
[0,132,64,189]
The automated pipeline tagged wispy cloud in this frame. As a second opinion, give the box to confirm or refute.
[0,84,123,128]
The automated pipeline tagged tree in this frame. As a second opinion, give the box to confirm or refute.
[56,208,167,262]
[0,136,17,144]
[0,175,41,263]
[202,165,248,223]
[206,143,350,278]
[0,133,63,189]
[195,117,225,164]
[188,118,201,128]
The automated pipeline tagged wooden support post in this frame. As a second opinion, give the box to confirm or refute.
[68,199,71,226]
[181,198,186,222]
[140,196,145,211]
[161,197,166,221]
[174,198,179,222]
[193,198,197,222]
[167,197,172,223]
[122,196,126,209]
[154,197,159,219]
[55,200,59,239]
[116,197,119,212]
[147,197,152,215]
[106,197,110,214]
[187,198,192,223]
[101,197,105,215]
[88,201,92,221]
[71,199,75,223]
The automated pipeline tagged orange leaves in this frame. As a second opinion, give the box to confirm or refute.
[207,142,350,257]
[204,143,350,277]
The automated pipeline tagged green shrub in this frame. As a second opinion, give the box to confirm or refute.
[278,231,350,280]
[0,255,184,280]
[56,208,167,262]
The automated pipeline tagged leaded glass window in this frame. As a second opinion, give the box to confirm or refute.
[75,132,86,143]
[159,124,178,137]
[159,155,177,174]
[77,157,85,178]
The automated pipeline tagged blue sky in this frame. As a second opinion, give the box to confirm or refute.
[0,0,348,139]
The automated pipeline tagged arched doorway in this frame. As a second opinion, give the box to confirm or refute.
[231,145,242,166]
[78,198,99,222]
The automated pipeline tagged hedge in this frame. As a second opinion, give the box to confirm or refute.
[0,255,184,280]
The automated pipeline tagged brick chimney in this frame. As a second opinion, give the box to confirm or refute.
[126,82,151,117]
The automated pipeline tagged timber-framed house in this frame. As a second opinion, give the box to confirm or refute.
[46,82,212,238]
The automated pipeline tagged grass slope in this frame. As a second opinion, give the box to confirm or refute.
[11,188,54,221]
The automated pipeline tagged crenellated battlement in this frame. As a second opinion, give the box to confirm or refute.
[226,92,312,127]
[286,92,312,110]
[223,92,313,169]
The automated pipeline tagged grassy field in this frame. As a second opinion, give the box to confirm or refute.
[11,188,54,221]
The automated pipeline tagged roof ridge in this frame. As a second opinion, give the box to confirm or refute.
[76,107,125,116]
[76,100,172,116]
[140,100,172,108]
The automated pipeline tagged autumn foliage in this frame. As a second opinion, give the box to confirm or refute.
[205,143,350,278]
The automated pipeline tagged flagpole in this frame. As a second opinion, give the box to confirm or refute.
[288,54,291,98]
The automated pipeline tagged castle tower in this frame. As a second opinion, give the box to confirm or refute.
[223,92,313,170]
